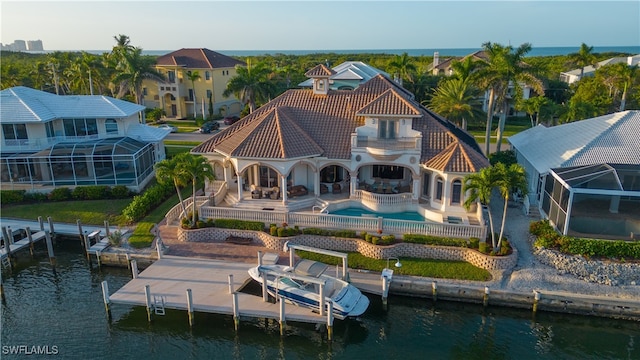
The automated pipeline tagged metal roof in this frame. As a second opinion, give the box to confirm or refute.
[508,110,640,175]
[0,86,145,123]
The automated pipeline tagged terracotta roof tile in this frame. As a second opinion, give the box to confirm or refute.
[357,89,422,117]
[156,48,245,69]
[304,64,336,78]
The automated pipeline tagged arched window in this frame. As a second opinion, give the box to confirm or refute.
[435,177,444,201]
[451,179,462,205]
[105,119,118,134]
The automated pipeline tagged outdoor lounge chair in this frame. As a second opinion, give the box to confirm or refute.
[251,185,262,199]
[332,183,341,194]
[288,185,308,197]
[270,186,280,200]
[320,184,329,194]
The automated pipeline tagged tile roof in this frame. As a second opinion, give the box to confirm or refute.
[155,48,245,69]
[508,110,640,174]
[0,86,145,123]
[193,72,488,172]
[304,64,336,78]
[299,61,388,87]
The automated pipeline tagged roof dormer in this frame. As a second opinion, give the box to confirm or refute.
[304,64,335,96]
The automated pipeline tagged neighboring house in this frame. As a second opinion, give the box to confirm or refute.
[0,86,170,192]
[141,48,246,119]
[426,50,532,116]
[508,111,640,237]
[191,63,490,233]
[298,61,390,90]
[560,54,640,84]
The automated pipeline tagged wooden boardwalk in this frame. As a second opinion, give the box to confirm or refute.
[0,230,46,260]
[108,256,330,325]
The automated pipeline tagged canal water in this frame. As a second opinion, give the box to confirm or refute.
[1,241,638,359]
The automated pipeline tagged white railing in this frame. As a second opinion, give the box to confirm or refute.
[355,190,414,207]
[354,136,419,150]
[197,205,486,238]
[165,195,211,224]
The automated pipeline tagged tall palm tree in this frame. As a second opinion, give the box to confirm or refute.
[567,43,597,81]
[223,59,275,114]
[177,154,215,225]
[606,63,639,111]
[495,163,528,250]
[475,42,544,154]
[428,78,483,130]
[387,52,417,85]
[186,70,201,117]
[463,165,502,250]
[450,56,482,83]
[515,96,551,127]
[111,47,165,105]
[155,155,189,217]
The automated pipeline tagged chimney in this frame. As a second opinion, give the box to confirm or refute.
[434,52,440,67]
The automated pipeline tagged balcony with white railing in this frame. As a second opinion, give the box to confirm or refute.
[351,134,421,156]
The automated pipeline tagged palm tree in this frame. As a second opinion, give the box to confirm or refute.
[186,70,201,117]
[567,43,597,81]
[387,52,417,85]
[450,56,482,83]
[475,42,544,154]
[463,165,501,250]
[495,163,528,250]
[177,154,215,225]
[606,63,639,111]
[428,78,483,130]
[515,96,551,127]
[155,156,189,217]
[223,59,275,114]
[111,47,165,105]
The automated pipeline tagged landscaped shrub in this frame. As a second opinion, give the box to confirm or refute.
[270,224,278,236]
[371,237,379,245]
[529,219,553,236]
[48,187,72,201]
[479,242,488,253]
[110,185,131,199]
[72,187,88,200]
[122,183,173,223]
[23,192,48,202]
[85,186,111,200]
[0,190,26,205]
[300,228,358,238]
[469,237,480,249]
[403,234,469,248]
[214,219,265,231]
[380,234,396,245]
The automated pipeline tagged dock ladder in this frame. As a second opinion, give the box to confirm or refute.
[1,256,11,270]
[153,295,166,315]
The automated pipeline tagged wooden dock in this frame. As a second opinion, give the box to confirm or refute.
[0,230,46,260]
[108,256,331,325]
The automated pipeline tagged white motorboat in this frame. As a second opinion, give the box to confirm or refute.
[248,259,370,320]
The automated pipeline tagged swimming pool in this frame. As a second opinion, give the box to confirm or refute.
[329,207,426,221]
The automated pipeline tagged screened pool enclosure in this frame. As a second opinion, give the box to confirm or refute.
[1,137,156,190]
[542,163,640,239]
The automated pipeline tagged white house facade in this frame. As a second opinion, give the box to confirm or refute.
[0,86,170,192]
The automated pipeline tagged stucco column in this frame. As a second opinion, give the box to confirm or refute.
[609,195,621,213]
[237,175,243,200]
[412,173,421,200]
[350,171,358,197]
[253,165,259,187]
[314,170,320,197]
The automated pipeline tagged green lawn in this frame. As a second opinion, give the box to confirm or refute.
[3,199,131,226]
[297,250,492,281]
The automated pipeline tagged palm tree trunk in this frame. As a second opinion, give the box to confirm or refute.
[495,101,507,153]
[174,180,188,216]
[620,83,628,111]
[486,207,497,250]
[191,179,197,225]
[497,194,509,251]
[484,88,496,156]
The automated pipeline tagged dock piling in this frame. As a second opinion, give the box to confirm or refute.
[327,302,334,341]
[38,216,44,231]
[84,231,91,262]
[432,281,438,302]
[47,216,54,236]
[104,220,110,237]
[319,283,325,316]
[1,226,9,248]
[279,297,286,335]
[44,230,56,273]
[232,292,240,331]
[126,253,131,269]
[26,227,34,256]
[186,289,194,327]
[96,251,102,268]
[0,267,4,300]
[77,220,84,249]
[257,251,263,266]
[382,275,390,307]
[145,285,153,322]
[101,281,111,318]
[533,291,541,314]
[261,270,268,302]
[156,239,163,260]
[228,274,234,294]
[131,259,138,279]
[483,286,490,307]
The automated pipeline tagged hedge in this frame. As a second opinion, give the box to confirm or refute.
[1,185,132,206]
[214,219,265,231]
[403,234,469,248]
[122,183,173,223]
[530,220,640,260]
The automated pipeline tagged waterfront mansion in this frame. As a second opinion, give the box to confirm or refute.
[191,63,490,229]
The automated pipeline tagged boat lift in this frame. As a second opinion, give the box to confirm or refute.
[283,242,349,281]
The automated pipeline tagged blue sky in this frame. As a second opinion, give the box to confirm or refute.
[2,1,639,51]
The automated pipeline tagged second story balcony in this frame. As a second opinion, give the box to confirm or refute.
[352,134,421,156]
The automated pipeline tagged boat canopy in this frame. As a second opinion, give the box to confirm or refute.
[294,260,329,278]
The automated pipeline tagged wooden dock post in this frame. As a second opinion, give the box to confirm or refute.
[319,283,325,316]
[261,269,268,302]
[101,281,111,319]
[483,286,490,307]
[3,226,13,260]
[186,288,194,327]
[104,220,110,237]
[432,281,438,302]
[279,296,286,336]
[131,259,138,279]
[44,230,56,273]
[145,285,153,322]
[96,251,102,268]
[0,267,5,300]
[47,216,55,236]
[156,240,163,260]
[1,226,9,248]
[289,247,295,267]
[228,274,234,294]
[257,251,263,266]
[327,301,334,341]
[38,216,44,231]
[533,291,541,314]
[77,220,85,249]
[26,227,34,256]
[381,275,389,307]
[232,292,240,331]
[84,231,91,262]
[126,253,131,270]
